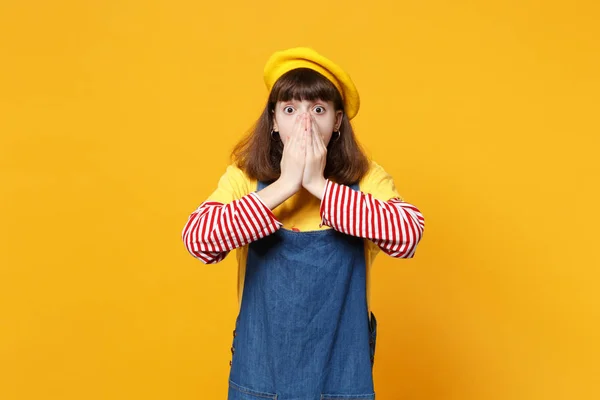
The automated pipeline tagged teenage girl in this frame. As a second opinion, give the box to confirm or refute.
[182,47,425,400]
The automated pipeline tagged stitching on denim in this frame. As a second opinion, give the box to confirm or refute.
[320,394,375,400]
[229,379,277,399]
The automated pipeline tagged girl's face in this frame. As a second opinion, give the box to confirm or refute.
[272,99,343,147]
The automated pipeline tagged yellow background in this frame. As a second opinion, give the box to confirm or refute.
[1,1,599,399]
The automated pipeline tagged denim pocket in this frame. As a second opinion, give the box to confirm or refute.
[228,379,277,400]
[321,393,375,400]
[368,311,377,366]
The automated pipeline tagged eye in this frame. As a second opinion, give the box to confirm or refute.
[283,106,294,114]
[313,105,325,114]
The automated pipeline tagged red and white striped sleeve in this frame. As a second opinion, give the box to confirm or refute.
[319,180,425,258]
[181,192,283,264]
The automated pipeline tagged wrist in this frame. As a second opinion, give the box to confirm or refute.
[306,177,327,200]
[274,177,301,198]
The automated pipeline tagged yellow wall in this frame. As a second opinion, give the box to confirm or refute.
[1,1,598,399]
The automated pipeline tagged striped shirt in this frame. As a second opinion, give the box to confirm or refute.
[181,161,425,315]
[183,179,424,263]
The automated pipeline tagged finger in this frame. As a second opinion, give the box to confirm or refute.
[311,116,319,152]
[296,114,301,136]
[309,115,320,139]
[302,114,310,143]
[293,118,305,151]
[310,117,324,147]
[294,114,306,140]
[299,115,309,141]
[289,114,307,155]
[285,132,296,150]
[316,132,326,156]
[287,114,300,140]
[317,126,327,151]
[284,127,295,150]
[304,113,309,132]
[310,114,318,132]
[301,125,307,151]
[297,126,306,159]
[309,119,319,156]
[311,119,322,154]
[291,128,301,150]
[306,117,313,153]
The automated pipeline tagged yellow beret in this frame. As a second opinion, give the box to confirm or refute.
[263,47,360,120]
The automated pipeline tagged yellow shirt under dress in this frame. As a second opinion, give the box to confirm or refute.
[204,160,405,319]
